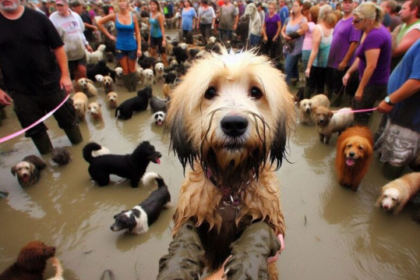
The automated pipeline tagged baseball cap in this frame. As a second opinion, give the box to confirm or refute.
[55,0,68,5]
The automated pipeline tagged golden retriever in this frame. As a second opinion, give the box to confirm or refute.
[72,92,88,121]
[336,126,373,191]
[159,48,294,279]
[299,94,330,125]
[376,172,420,214]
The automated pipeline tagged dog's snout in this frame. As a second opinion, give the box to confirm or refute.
[349,152,355,158]
[221,116,248,137]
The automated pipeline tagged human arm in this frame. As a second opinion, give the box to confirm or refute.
[52,46,73,94]
[262,21,267,41]
[97,13,117,41]
[133,13,142,57]
[338,41,358,71]
[233,13,239,31]
[342,57,359,86]
[84,22,97,30]
[0,89,13,106]
[273,20,281,42]
[353,48,380,101]
[281,18,291,40]
[378,79,420,113]
[305,26,321,77]
[392,29,420,57]
[158,13,166,47]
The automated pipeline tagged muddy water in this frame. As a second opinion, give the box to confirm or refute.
[1,66,420,279]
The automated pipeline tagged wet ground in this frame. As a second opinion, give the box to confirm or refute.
[1,49,420,280]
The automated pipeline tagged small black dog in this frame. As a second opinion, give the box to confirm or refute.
[138,55,156,70]
[87,61,116,81]
[110,172,171,234]
[83,141,161,187]
[163,72,177,84]
[11,155,47,187]
[115,87,152,120]
[51,147,72,166]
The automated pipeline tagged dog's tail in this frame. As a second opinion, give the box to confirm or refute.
[48,257,64,279]
[83,142,102,163]
[141,172,165,189]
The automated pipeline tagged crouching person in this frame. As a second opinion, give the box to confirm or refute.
[0,0,83,154]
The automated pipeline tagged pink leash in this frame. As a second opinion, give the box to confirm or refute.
[0,94,70,144]
[332,107,377,114]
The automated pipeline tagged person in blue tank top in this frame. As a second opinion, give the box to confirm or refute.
[148,0,168,66]
[97,0,142,92]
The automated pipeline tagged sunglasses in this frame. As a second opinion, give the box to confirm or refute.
[353,19,363,24]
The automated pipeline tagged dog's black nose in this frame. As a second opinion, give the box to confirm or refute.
[221,115,248,137]
[349,152,355,157]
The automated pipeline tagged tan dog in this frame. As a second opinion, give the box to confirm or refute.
[88,102,102,121]
[102,75,114,94]
[77,78,97,97]
[336,126,373,191]
[72,92,88,121]
[107,92,119,109]
[299,94,330,125]
[163,84,172,98]
[376,172,420,214]
[160,48,294,278]
[312,106,354,144]
[11,155,47,187]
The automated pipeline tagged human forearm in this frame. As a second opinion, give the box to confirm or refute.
[357,65,375,92]
[53,46,70,78]
[346,58,359,75]
[341,42,358,65]
[84,22,96,30]
[389,79,420,104]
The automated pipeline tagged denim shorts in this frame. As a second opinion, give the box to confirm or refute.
[115,49,137,61]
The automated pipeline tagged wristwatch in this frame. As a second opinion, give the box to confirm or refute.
[385,96,395,106]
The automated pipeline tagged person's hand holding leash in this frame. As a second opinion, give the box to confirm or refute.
[0,89,13,106]
[377,100,394,114]
[86,45,93,53]
[355,88,363,102]
[60,76,73,94]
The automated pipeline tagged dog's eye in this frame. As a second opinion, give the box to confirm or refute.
[249,87,263,100]
[347,144,352,148]
[358,146,363,150]
[204,86,217,100]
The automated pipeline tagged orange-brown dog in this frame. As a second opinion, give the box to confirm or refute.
[336,126,373,191]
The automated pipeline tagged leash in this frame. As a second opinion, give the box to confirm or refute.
[0,94,70,144]
[332,107,377,114]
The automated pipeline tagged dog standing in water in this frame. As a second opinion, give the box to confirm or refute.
[158,48,293,279]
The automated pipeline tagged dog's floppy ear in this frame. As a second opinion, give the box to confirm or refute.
[328,111,334,119]
[167,110,198,172]
[269,116,288,171]
[11,165,17,176]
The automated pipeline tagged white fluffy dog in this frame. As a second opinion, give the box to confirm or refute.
[72,92,88,121]
[115,67,123,86]
[107,91,119,109]
[88,102,102,121]
[242,3,262,38]
[152,111,166,126]
[154,62,165,83]
[86,44,106,63]
[299,94,330,125]
[312,106,354,144]
[208,36,217,44]
[77,78,97,97]
[95,74,104,83]
[376,172,420,214]
[142,69,154,87]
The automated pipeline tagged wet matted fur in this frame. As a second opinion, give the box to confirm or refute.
[165,48,295,275]
[0,241,56,280]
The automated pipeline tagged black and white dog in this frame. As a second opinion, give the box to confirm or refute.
[115,87,152,120]
[152,111,166,126]
[110,172,171,234]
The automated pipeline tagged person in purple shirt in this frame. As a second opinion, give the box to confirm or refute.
[326,0,361,106]
[343,2,392,126]
[262,2,281,59]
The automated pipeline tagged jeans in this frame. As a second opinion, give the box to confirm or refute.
[301,50,311,73]
[199,23,212,44]
[219,29,233,42]
[285,52,301,85]
[249,34,262,48]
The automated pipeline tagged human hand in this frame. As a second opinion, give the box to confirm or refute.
[342,72,350,86]
[109,34,116,42]
[233,24,237,31]
[377,100,394,114]
[305,67,310,78]
[86,45,93,53]
[337,60,348,71]
[60,75,73,94]
[137,49,142,57]
[162,39,166,47]
[284,35,291,40]
[0,89,13,106]
[92,26,98,31]
[354,88,363,102]
[273,35,278,42]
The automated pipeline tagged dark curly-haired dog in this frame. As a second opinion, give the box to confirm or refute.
[0,241,56,280]
[11,155,47,187]
[83,141,162,188]
[51,147,72,166]
[115,87,152,120]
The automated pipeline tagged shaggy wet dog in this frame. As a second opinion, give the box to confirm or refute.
[0,241,56,280]
[52,147,72,166]
[336,126,373,191]
[115,87,152,120]
[11,155,47,187]
[102,75,115,94]
[159,48,294,278]
[312,106,354,144]
[72,92,88,121]
[299,94,330,125]
[110,172,171,234]
[107,92,119,109]
[83,141,162,188]
[77,78,97,97]
[88,102,103,121]
[376,172,420,214]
